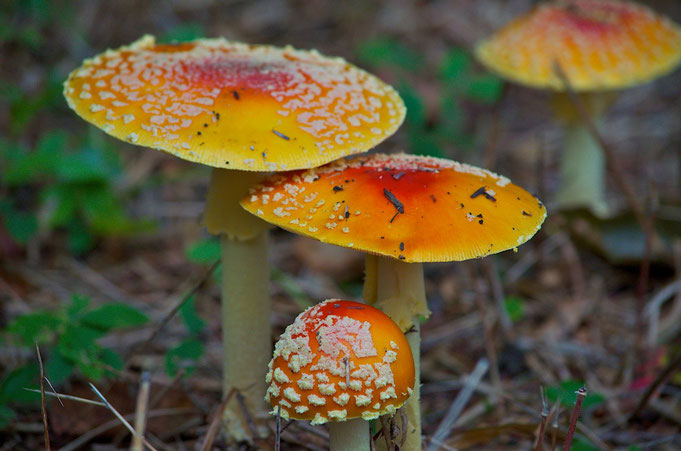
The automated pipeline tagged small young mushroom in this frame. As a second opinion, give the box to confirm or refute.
[267,299,414,451]
[242,152,547,449]
[475,0,681,214]
[63,35,405,442]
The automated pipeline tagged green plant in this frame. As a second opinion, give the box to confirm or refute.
[356,39,503,158]
[0,295,149,429]
[0,130,152,253]
[503,296,525,323]
[546,380,605,410]
[165,295,206,377]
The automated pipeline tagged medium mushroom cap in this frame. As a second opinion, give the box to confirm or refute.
[266,299,414,424]
[241,153,547,263]
[475,0,681,91]
[63,35,405,171]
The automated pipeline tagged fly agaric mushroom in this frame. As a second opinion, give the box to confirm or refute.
[475,0,681,215]
[267,299,414,451]
[63,35,405,441]
[242,153,547,449]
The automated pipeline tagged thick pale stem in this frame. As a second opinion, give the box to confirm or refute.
[203,168,271,442]
[328,418,370,451]
[364,255,426,451]
[204,168,270,239]
[555,120,607,215]
[220,233,270,440]
[552,92,613,216]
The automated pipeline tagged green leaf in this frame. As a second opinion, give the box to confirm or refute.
[398,82,426,128]
[76,358,104,381]
[1,204,38,244]
[408,130,444,158]
[186,237,221,264]
[56,147,115,183]
[439,48,471,82]
[42,184,78,227]
[0,405,15,430]
[7,311,61,345]
[160,23,205,43]
[503,296,525,323]
[165,339,204,377]
[356,37,423,71]
[66,294,90,320]
[66,218,95,254]
[58,324,104,354]
[0,364,40,405]
[180,296,206,335]
[571,437,599,451]
[81,302,148,331]
[45,350,75,386]
[465,74,503,104]
[546,381,605,410]
[99,348,124,379]
[100,348,124,370]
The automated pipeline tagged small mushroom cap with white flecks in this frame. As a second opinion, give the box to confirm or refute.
[63,35,405,171]
[266,299,414,424]
[475,0,681,91]
[241,153,547,263]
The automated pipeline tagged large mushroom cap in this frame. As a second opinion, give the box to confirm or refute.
[266,299,414,424]
[64,36,405,171]
[241,153,547,263]
[475,0,681,91]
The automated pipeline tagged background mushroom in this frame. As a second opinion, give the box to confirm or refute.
[267,299,414,451]
[475,0,681,215]
[63,35,405,441]
[241,152,547,449]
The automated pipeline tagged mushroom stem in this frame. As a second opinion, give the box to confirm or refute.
[364,255,427,451]
[552,92,614,216]
[328,418,370,451]
[204,168,271,442]
[555,120,606,215]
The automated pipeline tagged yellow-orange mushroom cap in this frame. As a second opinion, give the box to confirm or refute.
[266,299,414,424]
[241,153,547,263]
[475,0,681,91]
[63,35,405,171]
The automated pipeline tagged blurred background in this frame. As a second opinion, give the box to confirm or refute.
[1,0,681,449]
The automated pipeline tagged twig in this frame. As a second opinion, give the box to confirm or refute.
[428,358,489,451]
[89,382,159,451]
[553,61,656,356]
[43,378,63,407]
[124,260,219,366]
[551,406,560,451]
[23,389,105,407]
[275,406,281,451]
[630,350,681,421]
[644,279,681,346]
[399,407,408,448]
[483,257,511,338]
[562,387,586,451]
[36,345,50,451]
[469,263,502,402]
[132,371,151,451]
[199,388,236,451]
[536,387,549,451]
[552,62,646,228]
[378,415,394,450]
[60,408,195,451]
[235,389,260,441]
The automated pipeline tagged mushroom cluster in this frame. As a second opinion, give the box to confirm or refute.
[63,35,405,442]
[267,299,414,450]
[243,152,547,448]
